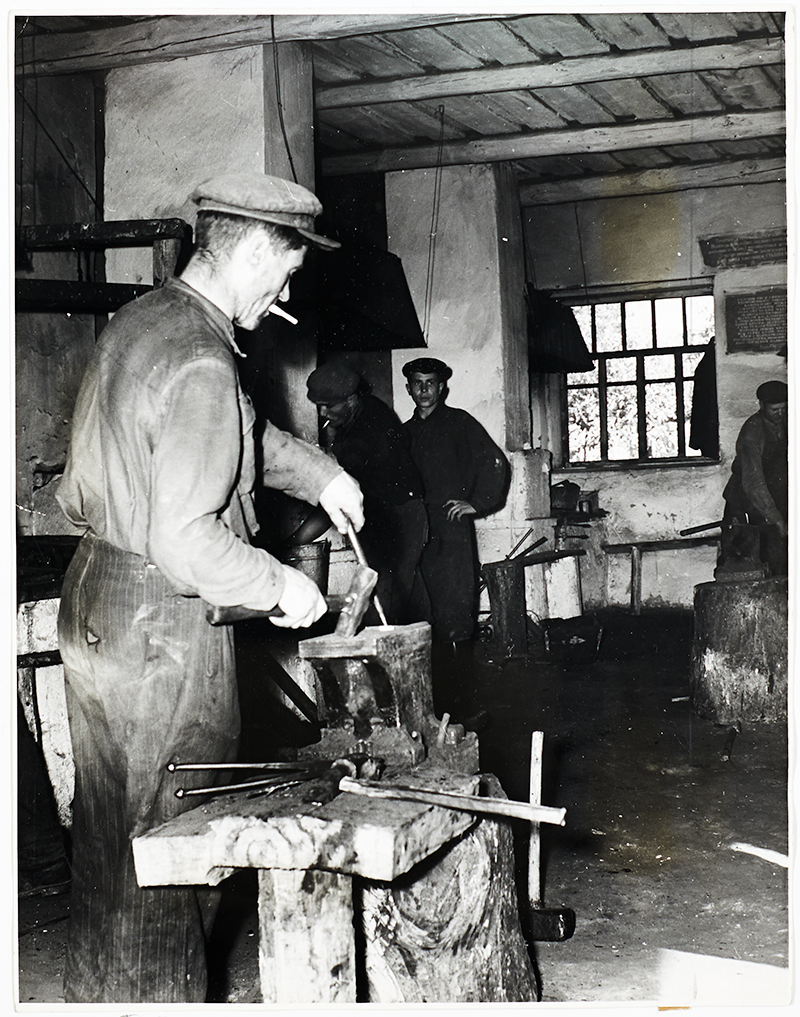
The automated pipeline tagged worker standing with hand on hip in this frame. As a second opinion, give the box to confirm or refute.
[402,357,509,645]
[56,172,363,1004]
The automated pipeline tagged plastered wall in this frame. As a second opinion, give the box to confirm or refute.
[386,164,531,578]
[525,180,788,608]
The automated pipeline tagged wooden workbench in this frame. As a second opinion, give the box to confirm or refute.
[602,536,720,614]
[133,762,478,1004]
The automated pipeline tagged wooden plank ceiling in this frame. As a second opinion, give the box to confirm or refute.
[18,12,786,202]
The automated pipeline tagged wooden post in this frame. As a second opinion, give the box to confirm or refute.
[258,868,356,1004]
[691,577,788,724]
[359,774,537,1003]
[630,545,643,615]
[482,561,528,656]
[528,730,544,908]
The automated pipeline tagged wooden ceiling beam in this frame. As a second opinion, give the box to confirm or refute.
[15,13,497,76]
[317,37,783,110]
[321,110,786,176]
[519,155,786,206]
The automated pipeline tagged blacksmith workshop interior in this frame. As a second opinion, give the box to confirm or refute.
[13,10,792,1009]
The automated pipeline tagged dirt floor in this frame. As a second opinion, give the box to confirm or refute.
[14,609,791,1010]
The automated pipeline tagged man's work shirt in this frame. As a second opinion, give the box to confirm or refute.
[57,277,341,610]
[722,410,788,525]
[404,402,508,519]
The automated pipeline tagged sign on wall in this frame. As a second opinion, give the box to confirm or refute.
[724,288,787,353]
[699,231,787,269]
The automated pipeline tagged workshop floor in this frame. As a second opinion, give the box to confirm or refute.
[15,609,791,1009]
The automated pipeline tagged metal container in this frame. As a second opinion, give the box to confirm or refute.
[281,540,330,594]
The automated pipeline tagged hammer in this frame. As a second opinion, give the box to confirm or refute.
[206,560,378,636]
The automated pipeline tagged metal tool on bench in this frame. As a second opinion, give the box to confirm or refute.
[169,753,385,801]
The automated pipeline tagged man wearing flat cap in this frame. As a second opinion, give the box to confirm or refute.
[301,360,429,624]
[721,379,788,575]
[403,358,509,646]
[56,172,364,1003]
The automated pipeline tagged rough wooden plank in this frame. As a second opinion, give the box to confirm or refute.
[520,156,786,206]
[584,12,670,50]
[602,536,720,553]
[535,83,618,125]
[19,218,190,248]
[646,70,724,115]
[316,38,783,110]
[132,762,477,886]
[322,110,785,175]
[16,279,150,312]
[259,869,355,1004]
[16,13,498,76]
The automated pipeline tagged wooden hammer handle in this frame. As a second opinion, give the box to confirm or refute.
[339,776,566,826]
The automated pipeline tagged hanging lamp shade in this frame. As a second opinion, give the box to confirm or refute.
[526,284,594,373]
[314,242,425,351]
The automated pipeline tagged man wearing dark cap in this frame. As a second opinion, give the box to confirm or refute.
[403,358,509,644]
[56,173,364,1003]
[721,379,788,575]
[302,360,429,624]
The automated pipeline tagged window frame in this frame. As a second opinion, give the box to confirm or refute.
[558,285,718,471]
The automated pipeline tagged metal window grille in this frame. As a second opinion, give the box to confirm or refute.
[562,293,716,466]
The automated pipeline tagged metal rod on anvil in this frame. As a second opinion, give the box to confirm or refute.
[167,761,304,772]
[174,774,310,799]
[346,519,389,626]
[339,777,567,826]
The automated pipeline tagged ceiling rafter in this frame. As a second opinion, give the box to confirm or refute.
[518,155,786,205]
[321,110,785,176]
[316,37,782,110]
[14,13,500,76]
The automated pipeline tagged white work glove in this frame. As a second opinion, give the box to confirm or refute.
[318,471,365,534]
[269,564,327,629]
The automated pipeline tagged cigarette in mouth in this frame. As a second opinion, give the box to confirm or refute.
[268,304,298,325]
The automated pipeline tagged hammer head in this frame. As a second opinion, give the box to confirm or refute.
[334,565,378,636]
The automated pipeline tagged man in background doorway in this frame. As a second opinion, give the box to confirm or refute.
[402,357,509,645]
[301,360,429,625]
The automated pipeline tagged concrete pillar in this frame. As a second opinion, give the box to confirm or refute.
[386,163,530,572]
[103,44,320,441]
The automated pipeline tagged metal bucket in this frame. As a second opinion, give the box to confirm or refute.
[280,540,330,594]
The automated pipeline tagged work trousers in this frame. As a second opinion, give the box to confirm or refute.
[359,498,430,626]
[58,532,239,1003]
[419,507,478,643]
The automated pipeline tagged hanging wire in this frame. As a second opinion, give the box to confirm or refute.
[270,15,298,183]
[422,104,446,341]
[573,202,590,304]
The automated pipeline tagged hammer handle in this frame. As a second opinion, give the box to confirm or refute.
[339,776,566,826]
[207,594,345,626]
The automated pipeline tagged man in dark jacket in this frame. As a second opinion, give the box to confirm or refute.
[721,379,788,575]
[402,357,509,644]
[304,361,429,625]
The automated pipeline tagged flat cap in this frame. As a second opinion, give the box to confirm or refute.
[756,380,788,404]
[191,172,340,249]
[402,357,452,381]
[307,362,361,404]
